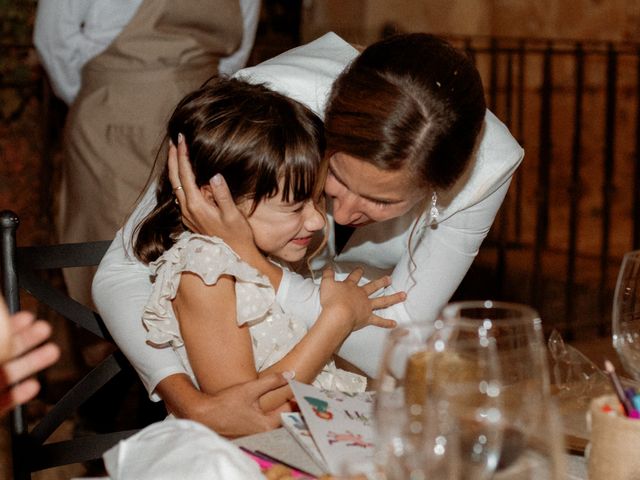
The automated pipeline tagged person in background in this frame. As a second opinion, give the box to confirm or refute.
[0,297,60,417]
[33,0,260,306]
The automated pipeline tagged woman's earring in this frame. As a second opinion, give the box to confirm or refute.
[428,191,439,225]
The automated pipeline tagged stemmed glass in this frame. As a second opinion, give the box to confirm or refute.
[612,250,640,380]
[373,322,502,479]
[439,300,566,479]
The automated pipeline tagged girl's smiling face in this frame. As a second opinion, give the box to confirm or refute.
[201,182,325,263]
[240,193,325,263]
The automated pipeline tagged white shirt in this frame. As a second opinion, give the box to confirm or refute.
[33,0,261,105]
[92,32,524,397]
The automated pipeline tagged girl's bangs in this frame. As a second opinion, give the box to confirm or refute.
[279,150,320,203]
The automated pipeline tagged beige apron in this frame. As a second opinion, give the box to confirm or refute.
[58,0,243,305]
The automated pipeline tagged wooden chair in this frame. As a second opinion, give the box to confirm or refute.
[0,210,161,479]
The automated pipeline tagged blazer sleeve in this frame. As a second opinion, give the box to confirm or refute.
[333,111,524,377]
[92,228,187,400]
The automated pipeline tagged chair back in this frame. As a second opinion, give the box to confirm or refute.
[0,210,155,479]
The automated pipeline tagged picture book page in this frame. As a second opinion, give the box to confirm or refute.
[288,380,376,475]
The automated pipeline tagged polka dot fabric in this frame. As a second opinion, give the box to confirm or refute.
[143,233,366,393]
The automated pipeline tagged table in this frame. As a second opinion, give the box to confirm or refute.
[234,427,325,477]
[233,427,588,479]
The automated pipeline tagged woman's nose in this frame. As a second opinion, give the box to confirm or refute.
[331,192,360,225]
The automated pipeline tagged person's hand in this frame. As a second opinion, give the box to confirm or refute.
[318,267,404,331]
[0,302,60,417]
[0,298,11,362]
[168,134,254,248]
[168,134,283,288]
[157,372,289,438]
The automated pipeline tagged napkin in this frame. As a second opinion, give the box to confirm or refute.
[103,419,264,480]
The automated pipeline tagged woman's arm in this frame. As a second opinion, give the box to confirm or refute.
[332,176,516,379]
[154,372,287,438]
[93,226,188,399]
[381,174,515,324]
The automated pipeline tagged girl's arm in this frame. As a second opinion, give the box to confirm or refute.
[173,273,257,395]
[174,269,402,413]
[256,269,401,405]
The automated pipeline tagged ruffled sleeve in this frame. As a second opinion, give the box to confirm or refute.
[142,233,276,348]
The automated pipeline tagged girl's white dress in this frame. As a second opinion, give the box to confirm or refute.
[142,232,366,394]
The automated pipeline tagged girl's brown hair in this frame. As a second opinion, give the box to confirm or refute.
[134,78,325,264]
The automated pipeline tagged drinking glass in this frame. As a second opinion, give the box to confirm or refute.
[372,323,455,479]
[438,300,566,479]
[424,323,504,479]
[373,322,502,479]
[612,250,640,380]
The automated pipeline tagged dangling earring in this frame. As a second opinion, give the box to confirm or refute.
[428,191,439,225]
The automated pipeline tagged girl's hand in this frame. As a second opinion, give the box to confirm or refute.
[318,267,405,332]
[168,134,254,246]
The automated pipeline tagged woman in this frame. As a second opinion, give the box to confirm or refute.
[93,32,523,434]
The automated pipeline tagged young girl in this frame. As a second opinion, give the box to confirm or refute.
[133,79,401,413]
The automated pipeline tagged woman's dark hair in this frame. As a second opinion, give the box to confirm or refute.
[325,33,486,191]
[134,78,325,264]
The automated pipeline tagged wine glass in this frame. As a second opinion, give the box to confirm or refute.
[372,323,458,479]
[439,300,566,479]
[424,322,505,478]
[612,250,640,380]
[373,322,502,479]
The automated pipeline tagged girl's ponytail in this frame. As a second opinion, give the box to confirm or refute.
[133,175,183,264]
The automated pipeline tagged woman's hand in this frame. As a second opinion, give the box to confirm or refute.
[318,267,405,332]
[156,372,288,437]
[168,134,253,246]
[168,135,283,288]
